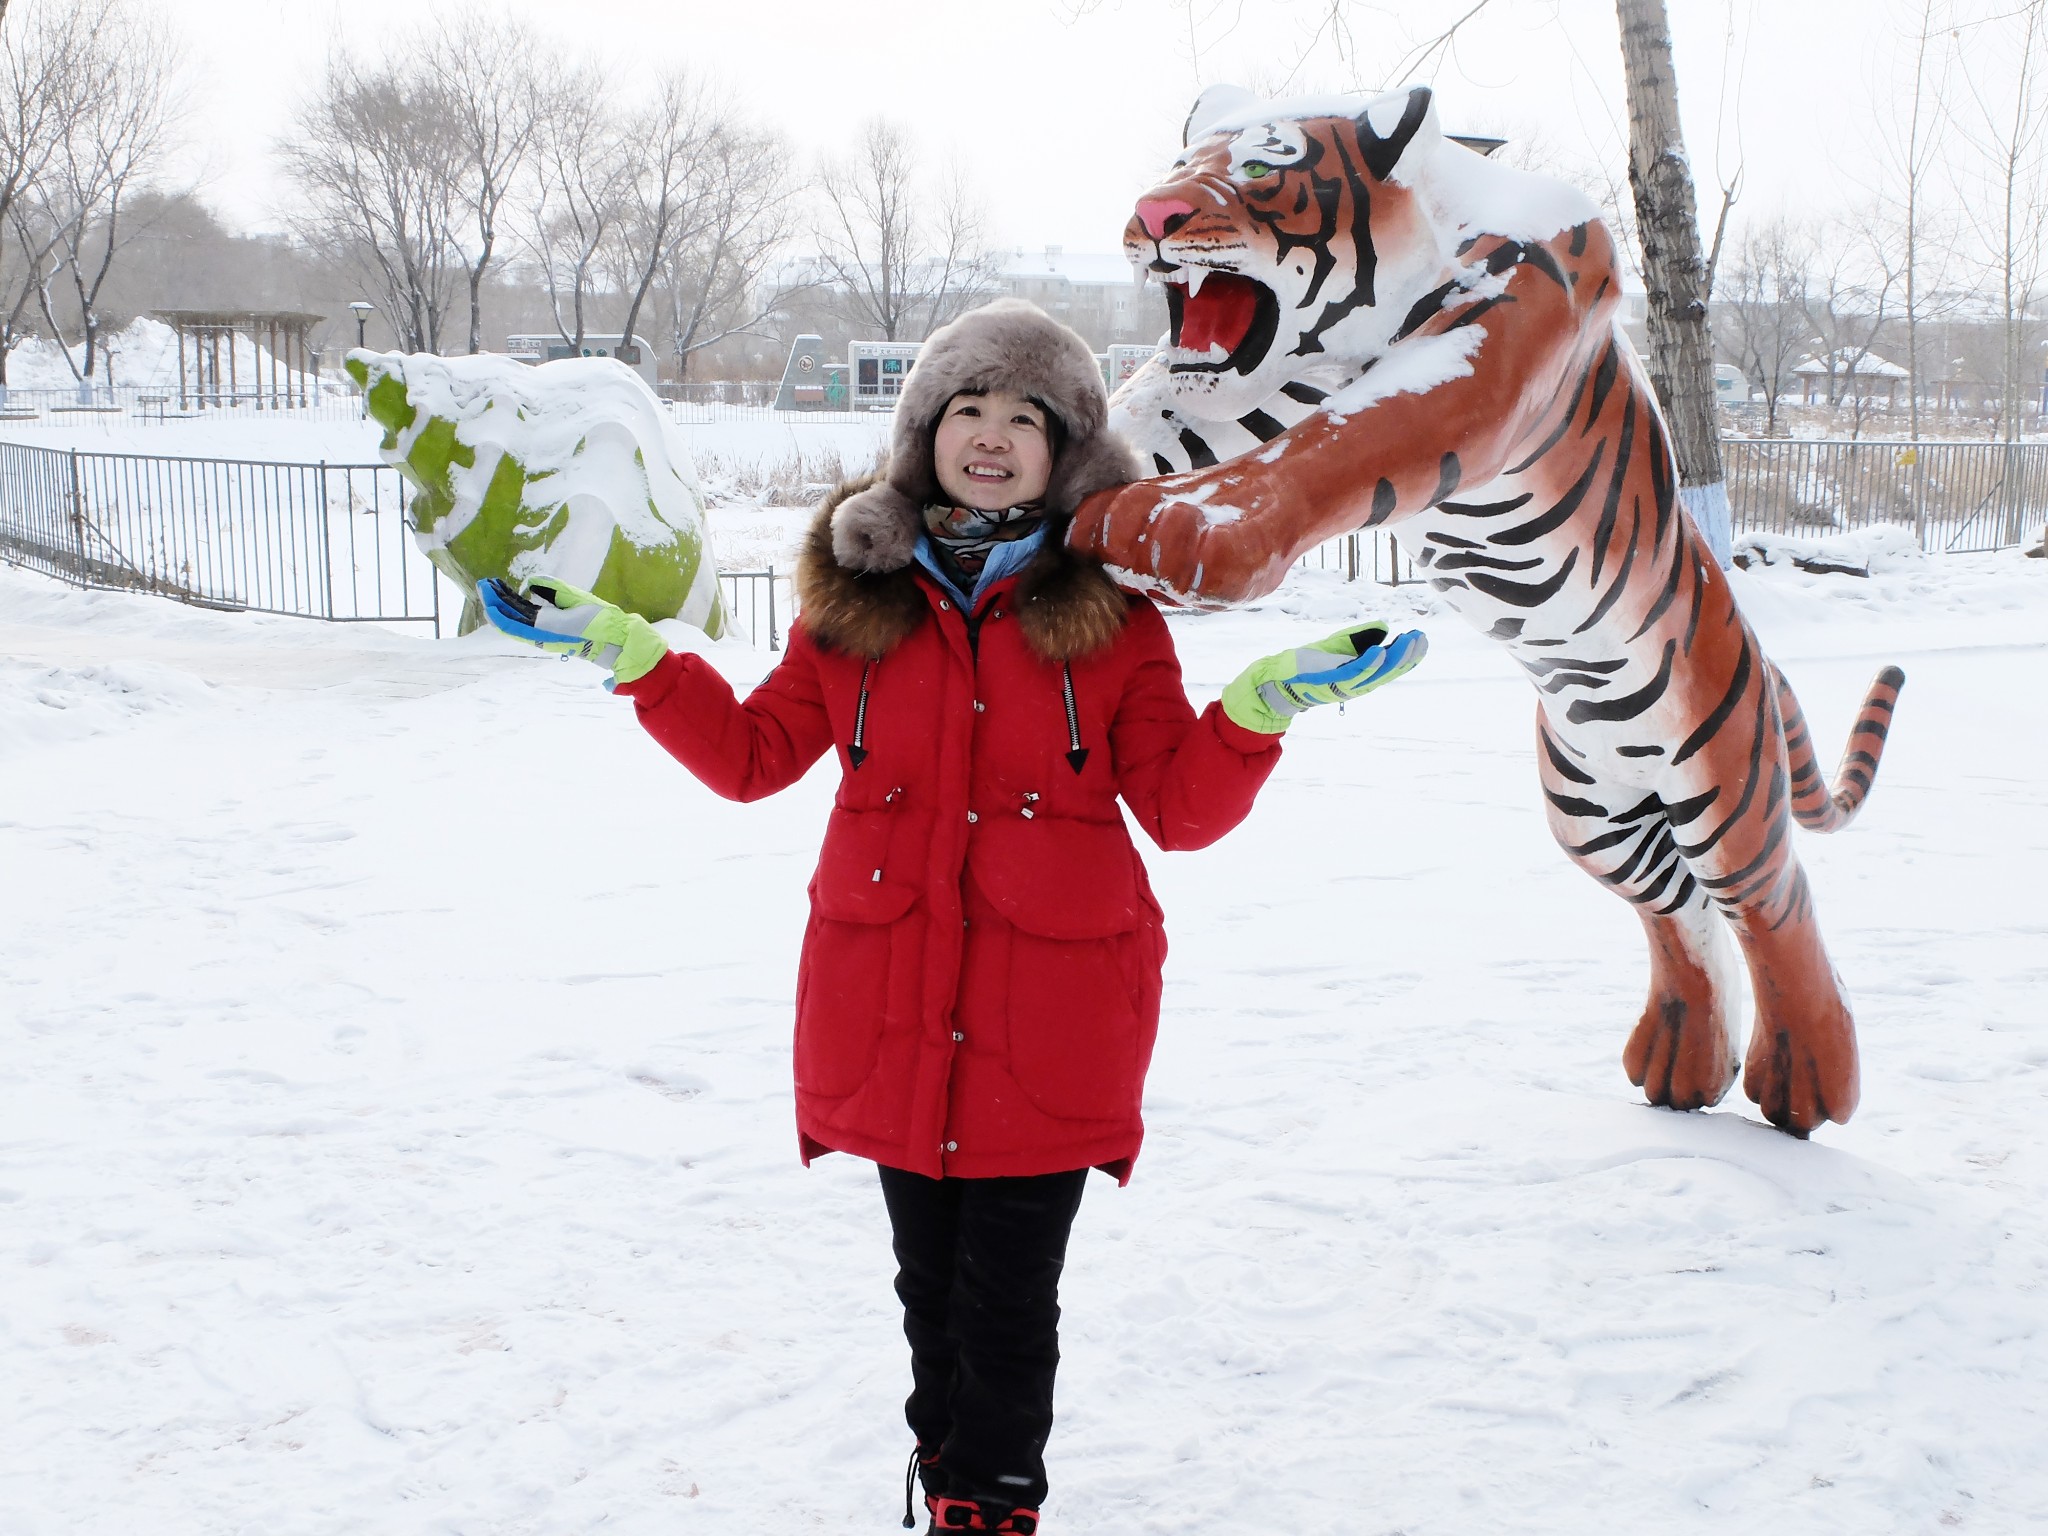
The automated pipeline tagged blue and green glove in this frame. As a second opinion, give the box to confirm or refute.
[476,576,669,689]
[1222,622,1428,734]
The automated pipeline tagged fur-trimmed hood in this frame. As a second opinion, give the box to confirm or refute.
[796,476,1131,663]
[830,299,1145,575]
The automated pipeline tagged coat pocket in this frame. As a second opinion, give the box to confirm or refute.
[965,815,1148,940]
[811,806,920,924]
[968,816,1157,1122]
[797,807,919,1100]
[1001,929,1147,1122]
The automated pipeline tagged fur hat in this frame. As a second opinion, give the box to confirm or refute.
[830,298,1143,573]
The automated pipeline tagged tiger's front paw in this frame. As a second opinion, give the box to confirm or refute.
[1067,482,1285,606]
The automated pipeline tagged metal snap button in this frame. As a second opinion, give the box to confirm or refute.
[966,811,978,823]
[952,1031,964,1042]
[945,1140,958,1152]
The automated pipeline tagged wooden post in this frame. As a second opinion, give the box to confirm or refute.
[1617,0,1732,566]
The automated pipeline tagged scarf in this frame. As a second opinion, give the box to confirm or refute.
[921,501,1046,590]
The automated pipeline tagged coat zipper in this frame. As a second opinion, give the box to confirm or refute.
[1061,663,1089,774]
[849,658,874,769]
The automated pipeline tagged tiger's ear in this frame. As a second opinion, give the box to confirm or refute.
[1184,84,1261,146]
[1354,85,1439,182]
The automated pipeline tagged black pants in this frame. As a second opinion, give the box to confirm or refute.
[878,1165,1090,1511]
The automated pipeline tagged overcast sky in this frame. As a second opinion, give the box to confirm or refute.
[167,0,2005,258]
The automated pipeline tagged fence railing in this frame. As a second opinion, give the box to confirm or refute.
[6,434,2033,652]
[1297,529,1420,585]
[665,399,886,427]
[0,441,440,630]
[1722,437,2045,552]
[0,389,366,425]
[718,568,790,650]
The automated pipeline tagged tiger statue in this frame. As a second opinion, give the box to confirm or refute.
[1068,84,1905,1137]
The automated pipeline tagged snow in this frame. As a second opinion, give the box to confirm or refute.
[3,318,340,397]
[1422,131,1602,244]
[1190,87,1423,143]
[2,522,2046,1534]
[1323,328,1487,421]
[348,349,707,566]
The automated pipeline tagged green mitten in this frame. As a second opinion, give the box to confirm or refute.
[1222,622,1428,734]
[477,575,669,687]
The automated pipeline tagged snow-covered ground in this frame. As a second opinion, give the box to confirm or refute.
[2,532,2044,1535]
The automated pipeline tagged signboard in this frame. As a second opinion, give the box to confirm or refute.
[775,334,829,410]
[505,334,656,385]
[1106,344,1158,390]
[850,341,921,407]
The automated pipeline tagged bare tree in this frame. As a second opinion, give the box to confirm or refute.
[1889,0,1954,534]
[1719,218,1814,437]
[0,0,97,387]
[286,53,465,352]
[1801,206,1907,440]
[1954,0,2048,461]
[814,119,994,341]
[526,62,634,350]
[26,0,182,389]
[1618,0,1731,563]
[607,71,722,360]
[422,10,543,356]
[653,120,804,380]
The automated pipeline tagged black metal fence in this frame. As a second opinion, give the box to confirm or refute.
[5,435,2033,650]
[1722,438,2046,551]
[0,441,440,630]
[1299,529,1420,584]
[718,568,790,650]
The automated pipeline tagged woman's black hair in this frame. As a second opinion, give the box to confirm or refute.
[941,388,1065,461]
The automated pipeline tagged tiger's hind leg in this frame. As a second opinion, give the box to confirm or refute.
[1536,718,1741,1112]
[1661,678,1861,1135]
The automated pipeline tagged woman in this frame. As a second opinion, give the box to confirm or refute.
[480,299,1424,1534]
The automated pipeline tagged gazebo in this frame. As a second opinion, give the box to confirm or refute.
[1793,348,1909,408]
[151,310,325,409]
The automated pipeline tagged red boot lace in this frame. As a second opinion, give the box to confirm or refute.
[928,1495,1039,1533]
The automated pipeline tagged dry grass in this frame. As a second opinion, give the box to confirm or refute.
[694,445,883,509]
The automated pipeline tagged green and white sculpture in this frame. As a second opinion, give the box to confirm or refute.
[348,349,727,639]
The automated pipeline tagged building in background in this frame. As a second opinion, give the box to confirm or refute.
[996,247,1167,351]
[506,334,659,387]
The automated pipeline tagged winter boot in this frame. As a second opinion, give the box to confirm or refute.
[901,1443,946,1530]
[926,1494,1040,1534]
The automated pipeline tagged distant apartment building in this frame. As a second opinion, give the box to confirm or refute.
[996,248,1169,351]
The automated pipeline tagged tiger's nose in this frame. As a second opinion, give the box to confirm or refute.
[1134,197,1198,240]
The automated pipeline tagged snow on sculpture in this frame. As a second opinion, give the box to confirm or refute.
[1068,84,1905,1136]
[347,350,727,639]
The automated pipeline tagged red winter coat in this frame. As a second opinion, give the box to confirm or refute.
[617,495,1281,1182]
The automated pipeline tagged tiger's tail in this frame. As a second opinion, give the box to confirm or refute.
[1773,662,1907,833]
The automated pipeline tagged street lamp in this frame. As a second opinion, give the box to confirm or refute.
[348,301,374,417]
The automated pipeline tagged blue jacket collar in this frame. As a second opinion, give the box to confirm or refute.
[914,525,1051,613]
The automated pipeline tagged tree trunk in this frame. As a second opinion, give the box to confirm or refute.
[1616,0,1732,566]
[468,243,490,355]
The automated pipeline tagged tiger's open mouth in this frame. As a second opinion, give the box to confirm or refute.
[1162,269,1280,376]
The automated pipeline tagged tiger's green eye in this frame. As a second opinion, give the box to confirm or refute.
[1242,160,1274,179]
